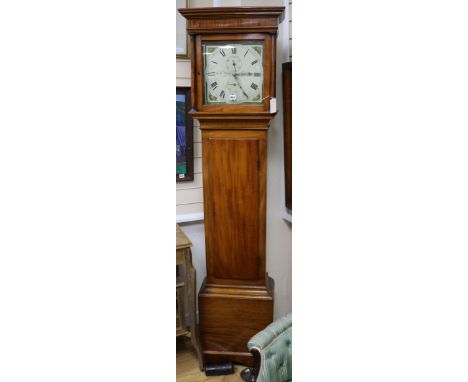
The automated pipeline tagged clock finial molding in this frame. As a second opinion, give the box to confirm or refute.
[179,6,285,368]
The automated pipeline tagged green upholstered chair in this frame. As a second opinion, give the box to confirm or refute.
[241,313,292,382]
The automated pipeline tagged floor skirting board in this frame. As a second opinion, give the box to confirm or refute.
[176,212,204,224]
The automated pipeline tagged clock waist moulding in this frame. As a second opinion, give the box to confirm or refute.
[179,6,285,368]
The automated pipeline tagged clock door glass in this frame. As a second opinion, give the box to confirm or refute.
[203,42,264,105]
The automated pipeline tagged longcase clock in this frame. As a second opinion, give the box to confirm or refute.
[178,6,285,369]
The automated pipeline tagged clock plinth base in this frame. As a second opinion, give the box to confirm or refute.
[198,275,274,367]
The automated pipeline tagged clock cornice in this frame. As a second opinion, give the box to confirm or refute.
[178,6,285,34]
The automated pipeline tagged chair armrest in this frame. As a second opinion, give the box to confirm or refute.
[247,313,292,382]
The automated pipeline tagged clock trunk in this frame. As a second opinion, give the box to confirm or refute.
[203,129,266,283]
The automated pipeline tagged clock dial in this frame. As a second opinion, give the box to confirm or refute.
[203,42,264,105]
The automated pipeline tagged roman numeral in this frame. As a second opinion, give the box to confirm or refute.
[210,81,218,90]
[251,59,258,65]
[206,72,215,76]
[211,61,218,65]
[231,47,236,54]
[244,49,249,57]
[220,90,225,98]
[220,49,226,57]
[250,83,258,90]
[254,73,261,77]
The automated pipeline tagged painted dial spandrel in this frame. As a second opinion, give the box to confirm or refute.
[203,42,264,105]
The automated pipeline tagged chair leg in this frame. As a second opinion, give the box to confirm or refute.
[240,367,257,382]
[241,348,261,381]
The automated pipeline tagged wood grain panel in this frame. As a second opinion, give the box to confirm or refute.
[179,7,285,34]
[200,297,272,348]
[198,276,274,367]
[202,130,266,282]
[188,16,278,34]
[207,138,259,279]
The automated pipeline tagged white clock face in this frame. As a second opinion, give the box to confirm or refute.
[203,42,264,105]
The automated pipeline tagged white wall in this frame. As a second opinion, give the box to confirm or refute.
[288,0,292,61]
[263,0,292,319]
[176,60,204,217]
[177,0,292,320]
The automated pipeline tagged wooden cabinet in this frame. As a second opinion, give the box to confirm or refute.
[179,6,284,368]
[176,224,202,370]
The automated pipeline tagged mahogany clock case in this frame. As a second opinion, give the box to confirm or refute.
[178,6,285,368]
[198,113,274,367]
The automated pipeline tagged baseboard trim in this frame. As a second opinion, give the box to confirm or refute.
[176,212,204,223]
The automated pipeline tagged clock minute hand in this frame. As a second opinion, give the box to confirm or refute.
[232,73,249,98]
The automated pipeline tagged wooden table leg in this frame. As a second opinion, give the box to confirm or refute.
[176,286,184,331]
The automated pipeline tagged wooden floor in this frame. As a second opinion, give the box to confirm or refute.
[176,336,245,382]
